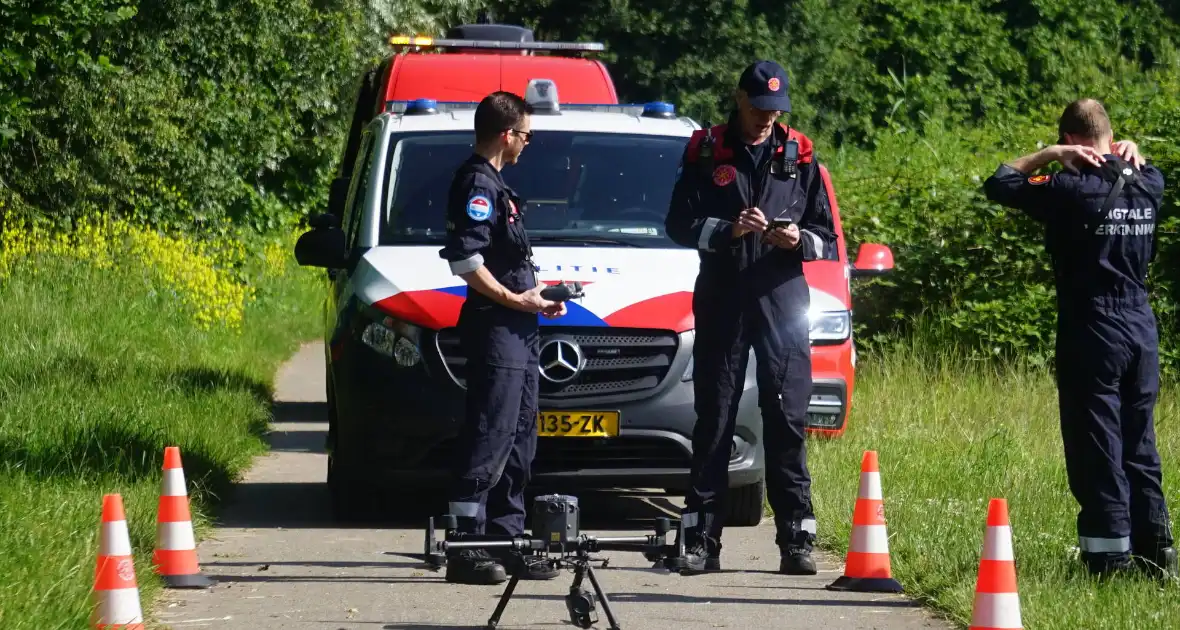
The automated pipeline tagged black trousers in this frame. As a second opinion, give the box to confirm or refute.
[448,307,540,537]
[1056,300,1173,572]
[683,282,816,551]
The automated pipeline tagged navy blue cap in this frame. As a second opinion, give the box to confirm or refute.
[738,60,791,113]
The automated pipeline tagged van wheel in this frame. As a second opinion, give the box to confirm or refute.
[726,480,766,527]
[327,453,380,523]
[326,402,378,523]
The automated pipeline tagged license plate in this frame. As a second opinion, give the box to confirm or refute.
[537,411,620,437]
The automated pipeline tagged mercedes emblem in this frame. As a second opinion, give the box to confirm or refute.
[538,339,584,384]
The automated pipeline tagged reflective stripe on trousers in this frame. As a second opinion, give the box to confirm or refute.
[1079,536,1131,554]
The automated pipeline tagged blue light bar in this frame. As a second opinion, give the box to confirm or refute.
[386,100,662,116]
[404,98,439,115]
[641,101,676,119]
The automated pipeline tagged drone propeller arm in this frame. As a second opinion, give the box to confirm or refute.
[441,539,542,553]
[586,535,663,554]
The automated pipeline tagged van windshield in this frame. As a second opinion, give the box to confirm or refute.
[379,130,687,248]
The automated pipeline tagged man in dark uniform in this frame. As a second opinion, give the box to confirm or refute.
[983,98,1176,580]
[438,91,566,585]
[665,60,839,575]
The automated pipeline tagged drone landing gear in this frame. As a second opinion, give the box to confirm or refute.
[487,558,621,630]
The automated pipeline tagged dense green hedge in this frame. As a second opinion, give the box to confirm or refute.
[832,90,1180,378]
[0,0,373,232]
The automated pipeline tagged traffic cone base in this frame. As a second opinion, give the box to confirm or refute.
[92,494,147,630]
[153,447,215,589]
[161,572,217,589]
[969,593,1023,630]
[826,450,904,593]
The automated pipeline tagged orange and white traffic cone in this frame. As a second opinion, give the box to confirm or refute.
[826,450,904,593]
[91,494,145,630]
[152,446,215,588]
[969,498,1023,630]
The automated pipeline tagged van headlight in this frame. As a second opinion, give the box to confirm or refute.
[809,310,851,344]
[362,316,423,367]
[682,356,694,382]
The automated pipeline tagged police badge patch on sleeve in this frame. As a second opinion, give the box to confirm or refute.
[1027,175,1051,185]
[466,195,493,221]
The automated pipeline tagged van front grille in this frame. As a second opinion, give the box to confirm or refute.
[434,327,679,401]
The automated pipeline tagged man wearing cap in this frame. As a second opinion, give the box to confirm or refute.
[665,60,839,575]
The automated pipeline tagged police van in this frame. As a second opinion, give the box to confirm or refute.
[295,26,894,525]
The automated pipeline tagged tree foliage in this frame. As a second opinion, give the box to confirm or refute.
[0,0,375,232]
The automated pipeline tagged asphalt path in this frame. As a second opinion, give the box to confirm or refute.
[155,342,951,630]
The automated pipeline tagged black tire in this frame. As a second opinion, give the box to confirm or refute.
[327,453,374,522]
[725,480,766,527]
[325,384,378,523]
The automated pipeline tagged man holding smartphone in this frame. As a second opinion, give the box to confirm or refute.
[438,91,567,586]
[664,60,839,575]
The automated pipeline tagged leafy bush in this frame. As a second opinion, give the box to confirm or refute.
[833,69,1180,377]
[0,207,289,329]
[0,0,372,232]
[491,0,1180,144]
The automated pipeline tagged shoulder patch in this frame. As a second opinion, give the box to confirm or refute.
[712,165,737,186]
[1028,174,1051,185]
[466,195,493,221]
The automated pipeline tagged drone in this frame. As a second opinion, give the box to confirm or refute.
[422,494,688,630]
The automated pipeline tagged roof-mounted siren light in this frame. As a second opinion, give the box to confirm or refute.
[389,34,605,54]
[525,79,560,114]
[403,98,439,115]
[641,102,677,119]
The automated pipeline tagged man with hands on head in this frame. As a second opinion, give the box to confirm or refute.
[438,90,566,586]
[983,98,1175,581]
[664,59,838,576]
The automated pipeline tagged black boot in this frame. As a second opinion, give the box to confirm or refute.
[677,510,722,575]
[779,547,817,575]
[1132,547,1179,582]
[1083,552,1134,581]
[680,534,722,575]
[446,549,508,585]
[496,550,560,580]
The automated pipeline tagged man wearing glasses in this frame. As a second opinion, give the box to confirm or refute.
[438,91,566,585]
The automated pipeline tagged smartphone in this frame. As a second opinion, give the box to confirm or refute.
[769,217,794,230]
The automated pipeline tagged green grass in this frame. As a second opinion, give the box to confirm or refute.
[806,338,1180,630]
[0,250,323,629]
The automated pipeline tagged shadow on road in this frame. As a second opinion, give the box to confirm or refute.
[212,479,688,533]
[264,428,326,453]
[213,400,694,534]
[503,591,922,608]
[271,400,328,424]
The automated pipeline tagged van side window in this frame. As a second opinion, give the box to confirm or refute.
[342,130,374,251]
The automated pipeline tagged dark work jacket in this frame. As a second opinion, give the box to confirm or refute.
[437,155,539,367]
[983,157,1164,310]
[665,115,839,311]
